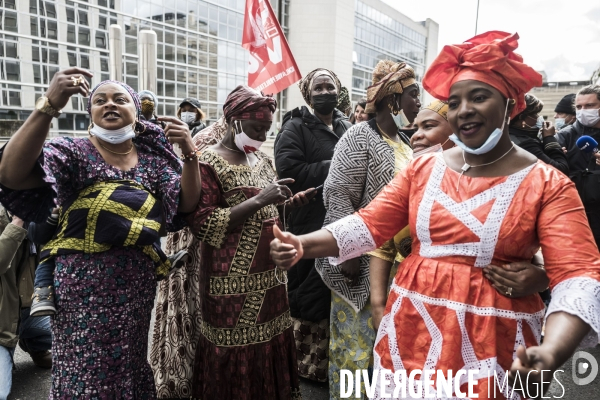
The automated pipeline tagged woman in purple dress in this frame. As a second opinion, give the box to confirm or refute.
[0,68,201,398]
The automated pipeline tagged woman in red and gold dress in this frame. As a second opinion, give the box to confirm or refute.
[270,31,600,399]
[185,86,311,399]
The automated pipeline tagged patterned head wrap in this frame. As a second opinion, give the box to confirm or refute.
[365,61,416,113]
[298,68,342,106]
[138,90,158,106]
[337,87,351,113]
[223,85,277,123]
[87,80,141,119]
[424,100,449,121]
[422,31,542,118]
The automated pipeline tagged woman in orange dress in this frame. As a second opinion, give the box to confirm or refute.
[270,31,600,399]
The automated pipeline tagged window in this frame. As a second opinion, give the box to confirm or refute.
[33,64,41,84]
[78,10,89,26]
[49,49,58,64]
[95,32,106,48]
[5,42,16,58]
[45,3,56,18]
[67,52,77,66]
[47,21,57,39]
[3,12,18,33]
[79,28,91,46]
[58,114,74,131]
[80,55,90,69]
[100,57,108,72]
[5,61,20,81]
[67,25,76,43]
[98,16,107,30]
[66,8,75,23]
[75,114,89,130]
[3,0,16,9]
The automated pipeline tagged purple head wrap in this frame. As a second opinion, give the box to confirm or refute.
[87,80,141,118]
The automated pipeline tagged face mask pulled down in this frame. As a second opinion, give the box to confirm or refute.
[449,99,510,155]
[233,120,264,154]
[90,123,136,144]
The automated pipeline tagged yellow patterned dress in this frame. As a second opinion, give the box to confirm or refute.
[329,137,412,399]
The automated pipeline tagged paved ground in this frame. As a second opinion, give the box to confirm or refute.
[9,344,599,399]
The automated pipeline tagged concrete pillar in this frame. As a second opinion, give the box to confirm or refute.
[109,25,123,81]
[138,30,158,93]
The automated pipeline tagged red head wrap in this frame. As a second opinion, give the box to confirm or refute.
[223,85,277,123]
[422,31,542,118]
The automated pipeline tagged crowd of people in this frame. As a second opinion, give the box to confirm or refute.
[0,29,599,400]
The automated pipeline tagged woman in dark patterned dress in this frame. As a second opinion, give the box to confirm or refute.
[0,68,201,398]
[184,85,309,399]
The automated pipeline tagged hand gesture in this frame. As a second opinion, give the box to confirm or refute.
[284,188,318,209]
[10,215,24,228]
[341,258,361,287]
[256,178,294,207]
[509,345,556,398]
[270,225,303,270]
[45,68,93,110]
[159,116,195,154]
[483,262,549,297]
[541,121,555,138]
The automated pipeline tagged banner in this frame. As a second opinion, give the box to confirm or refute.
[242,0,301,95]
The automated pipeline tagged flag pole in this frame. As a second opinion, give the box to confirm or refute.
[475,0,480,35]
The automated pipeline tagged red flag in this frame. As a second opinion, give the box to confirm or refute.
[242,0,301,95]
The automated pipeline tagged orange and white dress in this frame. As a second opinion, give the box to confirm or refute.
[324,153,600,399]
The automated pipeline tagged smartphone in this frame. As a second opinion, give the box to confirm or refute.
[305,184,324,194]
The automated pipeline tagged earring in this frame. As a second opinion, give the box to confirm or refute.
[134,120,146,134]
[87,123,94,136]
[509,99,516,105]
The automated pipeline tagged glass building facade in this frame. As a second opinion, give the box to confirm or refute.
[0,0,288,137]
[352,0,428,101]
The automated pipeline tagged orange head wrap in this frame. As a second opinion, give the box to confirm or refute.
[422,31,542,118]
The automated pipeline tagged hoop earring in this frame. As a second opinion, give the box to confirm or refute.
[134,120,146,134]
[88,123,94,136]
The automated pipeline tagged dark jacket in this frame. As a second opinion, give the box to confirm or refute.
[189,121,207,138]
[274,106,351,322]
[556,121,600,247]
[509,127,569,175]
[557,121,600,172]
[27,214,59,246]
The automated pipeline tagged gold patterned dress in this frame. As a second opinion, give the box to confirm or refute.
[184,149,301,400]
[329,135,412,400]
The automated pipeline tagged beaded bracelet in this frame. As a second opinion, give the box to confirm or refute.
[180,148,199,163]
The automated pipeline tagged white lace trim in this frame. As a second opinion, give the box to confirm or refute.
[546,277,600,348]
[417,156,535,267]
[371,283,541,399]
[323,214,376,266]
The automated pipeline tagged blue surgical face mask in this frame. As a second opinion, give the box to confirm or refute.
[555,118,566,131]
[449,99,510,155]
[535,116,544,129]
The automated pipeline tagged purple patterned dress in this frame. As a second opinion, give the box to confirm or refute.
[0,131,181,399]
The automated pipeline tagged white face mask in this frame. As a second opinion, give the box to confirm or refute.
[555,118,566,131]
[180,111,197,124]
[449,99,510,155]
[89,123,136,144]
[576,109,600,128]
[233,120,264,154]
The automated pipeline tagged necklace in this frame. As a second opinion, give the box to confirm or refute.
[376,121,400,143]
[221,142,244,153]
[456,144,515,192]
[98,141,134,155]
